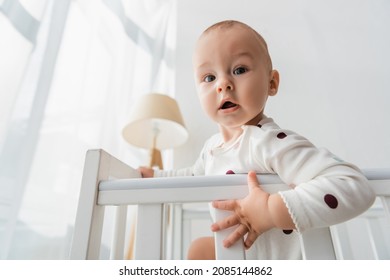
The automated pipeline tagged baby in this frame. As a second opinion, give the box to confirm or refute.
[140,20,375,259]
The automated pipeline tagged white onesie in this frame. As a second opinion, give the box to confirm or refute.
[155,116,375,259]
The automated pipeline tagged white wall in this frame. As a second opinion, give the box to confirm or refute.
[173,0,390,170]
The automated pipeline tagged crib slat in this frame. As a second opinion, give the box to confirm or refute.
[214,209,245,260]
[110,205,127,260]
[299,227,336,259]
[134,204,164,260]
[170,204,184,259]
[380,196,390,221]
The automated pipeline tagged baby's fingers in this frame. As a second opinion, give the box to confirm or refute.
[212,199,238,211]
[211,214,240,232]
[244,231,259,249]
[222,224,248,248]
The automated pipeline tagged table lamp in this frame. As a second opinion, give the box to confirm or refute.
[122,93,188,169]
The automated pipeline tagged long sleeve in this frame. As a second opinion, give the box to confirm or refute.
[154,140,209,177]
[252,123,376,232]
[154,166,194,177]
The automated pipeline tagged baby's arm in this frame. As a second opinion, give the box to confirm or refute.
[212,125,375,249]
[138,141,208,178]
[211,171,294,249]
[138,166,196,178]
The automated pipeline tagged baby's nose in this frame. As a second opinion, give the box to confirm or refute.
[216,79,233,93]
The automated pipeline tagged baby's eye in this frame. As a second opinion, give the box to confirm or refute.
[233,67,247,75]
[203,75,216,83]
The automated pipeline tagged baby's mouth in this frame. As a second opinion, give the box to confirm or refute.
[219,101,238,110]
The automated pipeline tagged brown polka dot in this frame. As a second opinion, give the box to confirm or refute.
[226,170,235,175]
[277,132,287,139]
[283,229,293,235]
[324,194,338,209]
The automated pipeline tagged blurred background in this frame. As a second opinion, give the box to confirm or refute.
[0,0,389,259]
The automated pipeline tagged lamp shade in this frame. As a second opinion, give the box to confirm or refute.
[122,93,188,150]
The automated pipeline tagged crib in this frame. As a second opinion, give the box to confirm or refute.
[70,149,390,260]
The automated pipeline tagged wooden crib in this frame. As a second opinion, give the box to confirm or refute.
[70,149,390,260]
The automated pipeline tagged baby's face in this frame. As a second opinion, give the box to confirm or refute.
[193,25,277,129]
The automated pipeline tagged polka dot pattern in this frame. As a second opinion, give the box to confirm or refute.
[277,132,287,139]
[324,194,338,209]
[226,170,235,175]
[283,229,293,235]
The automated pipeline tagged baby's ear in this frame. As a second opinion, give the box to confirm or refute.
[269,70,279,96]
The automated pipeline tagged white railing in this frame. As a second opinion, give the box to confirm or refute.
[70,149,390,260]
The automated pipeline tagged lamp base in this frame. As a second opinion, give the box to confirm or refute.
[149,147,163,170]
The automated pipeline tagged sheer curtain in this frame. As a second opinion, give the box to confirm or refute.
[0,0,177,259]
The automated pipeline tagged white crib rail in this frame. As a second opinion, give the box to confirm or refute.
[70,149,390,260]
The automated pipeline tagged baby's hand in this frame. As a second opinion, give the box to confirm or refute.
[138,166,154,178]
[211,171,273,249]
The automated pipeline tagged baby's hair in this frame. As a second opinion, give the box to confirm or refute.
[202,20,273,71]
